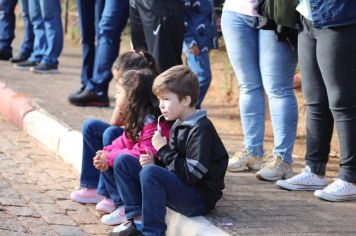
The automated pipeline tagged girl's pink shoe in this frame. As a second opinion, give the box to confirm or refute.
[96,197,116,213]
[70,188,104,204]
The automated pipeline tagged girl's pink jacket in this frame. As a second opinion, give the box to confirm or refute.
[103,118,170,167]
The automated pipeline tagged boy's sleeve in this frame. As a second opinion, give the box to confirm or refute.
[157,125,213,185]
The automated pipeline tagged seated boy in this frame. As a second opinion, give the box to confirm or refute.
[111,65,228,236]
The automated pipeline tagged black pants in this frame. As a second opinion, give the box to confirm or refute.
[129,0,184,72]
[299,18,356,183]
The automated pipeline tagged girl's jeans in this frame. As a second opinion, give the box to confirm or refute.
[299,18,356,182]
[80,118,124,203]
[221,10,298,163]
[113,155,208,236]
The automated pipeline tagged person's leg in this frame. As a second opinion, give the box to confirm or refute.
[85,0,129,95]
[76,0,96,89]
[0,0,17,59]
[27,0,45,63]
[259,30,298,164]
[97,126,124,202]
[183,43,212,109]
[113,154,142,220]
[79,119,113,189]
[299,20,333,176]
[140,165,209,235]
[129,1,146,52]
[18,0,33,57]
[136,0,184,72]
[315,23,356,184]
[37,0,63,66]
[221,11,264,157]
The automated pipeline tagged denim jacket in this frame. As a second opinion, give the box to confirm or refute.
[183,0,218,52]
[309,0,356,29]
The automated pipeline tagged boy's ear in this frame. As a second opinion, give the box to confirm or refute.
[182,96,192,107]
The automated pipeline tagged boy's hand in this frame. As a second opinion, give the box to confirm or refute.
[93,150,109,171]
[189,44,200,55]
[139,150,155,167]
[152,131,167,150]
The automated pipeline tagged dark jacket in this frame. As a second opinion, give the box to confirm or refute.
[157,110,228,210]
[309,0,356,29]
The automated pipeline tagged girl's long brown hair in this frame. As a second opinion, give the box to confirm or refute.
[120,69,160,142]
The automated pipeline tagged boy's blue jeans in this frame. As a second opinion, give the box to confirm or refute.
[221,10,298,163]
[0,0,17,54]
[183,42,212,109]
[113,155,209,236]
[28,0,63,65]
[80,118,123,204]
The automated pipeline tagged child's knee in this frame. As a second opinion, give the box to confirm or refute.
[82,118,99,134]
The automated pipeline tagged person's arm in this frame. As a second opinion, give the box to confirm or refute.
[157,125,213,185]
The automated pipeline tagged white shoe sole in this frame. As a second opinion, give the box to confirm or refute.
[70,194,104,204]
[314,190,356,202]
[276,180,326,191]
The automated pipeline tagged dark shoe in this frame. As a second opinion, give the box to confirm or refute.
[0,49,12,61]
[10,53,30,63]
[68,90,109,107]
[110,220,143,236]
[31,63,59,74]
[13,60,39,71]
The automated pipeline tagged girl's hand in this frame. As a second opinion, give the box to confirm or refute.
[189,44,200,55]
[93,151,109,171]
[140,150,155,167]
[152,131,167,150]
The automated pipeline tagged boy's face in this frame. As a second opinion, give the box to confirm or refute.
[156,90,189,121]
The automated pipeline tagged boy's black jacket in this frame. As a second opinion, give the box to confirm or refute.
[157,111,228,210]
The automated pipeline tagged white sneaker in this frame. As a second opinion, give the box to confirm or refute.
[101,205,126,225]
[256,155,293,181]
[276,166,327,190]
[314,178,356,202]
[228,149,263,172]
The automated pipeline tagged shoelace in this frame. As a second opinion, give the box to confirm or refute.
[325,179,350,193]
[262,156,282,168]
[233,149,250,161]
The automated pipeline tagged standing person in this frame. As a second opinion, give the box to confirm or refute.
[13,0,63,74]
[68,0,129,107]
[221,0,298,181]
[0,0,33,62]
[129,0,185,72]
[276,0,356,202]
[183,0,218,109]
[110,65,228,235]
[75,0,105,94]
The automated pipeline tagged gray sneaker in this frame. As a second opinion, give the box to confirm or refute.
[256,155,293,181]
[228,149,263,172]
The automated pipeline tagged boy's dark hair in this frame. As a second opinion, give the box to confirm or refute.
[112,50,158,76]
[120,69,160,142]
[152,65,199,107]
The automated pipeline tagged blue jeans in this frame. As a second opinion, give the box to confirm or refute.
[299,18,356,182]
[113,155,209,236]
[183,43,212,109]
[0,0,17,54]
[80,118,124,203]
[84,0,129,95]
[221,11,298,163]
[18,0,34,55]
[28,0,63,65]
[76,0,105,89]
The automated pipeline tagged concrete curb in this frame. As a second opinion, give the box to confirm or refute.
[0,82,230,236]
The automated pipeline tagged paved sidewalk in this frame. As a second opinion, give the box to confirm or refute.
[0,32,355,235]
